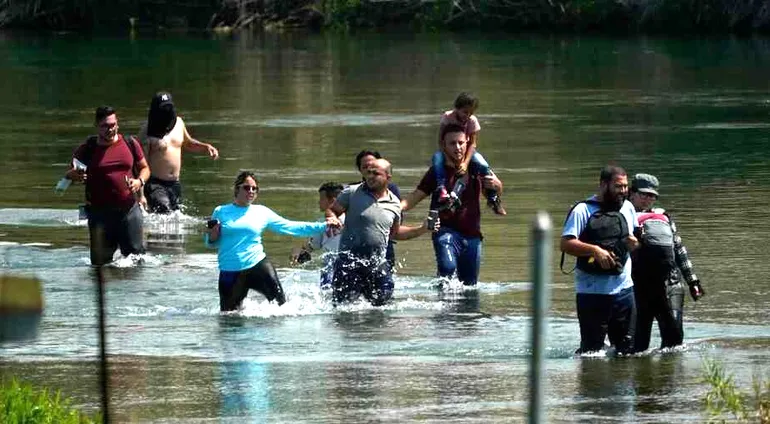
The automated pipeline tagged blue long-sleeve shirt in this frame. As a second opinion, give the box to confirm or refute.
[205,203,327,272]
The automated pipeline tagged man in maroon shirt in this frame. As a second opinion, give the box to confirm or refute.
[65,106,151,266]
[401,124,504,285]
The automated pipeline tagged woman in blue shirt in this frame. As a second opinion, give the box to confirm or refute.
[206,171,340,311]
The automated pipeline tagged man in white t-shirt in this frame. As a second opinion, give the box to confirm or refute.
[291,182,346,288]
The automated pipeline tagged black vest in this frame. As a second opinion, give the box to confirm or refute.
[575,199,629,275]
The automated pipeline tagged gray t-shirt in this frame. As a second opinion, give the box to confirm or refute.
[337,183,401,257]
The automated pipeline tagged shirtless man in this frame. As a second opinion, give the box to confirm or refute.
[138,92,219,213]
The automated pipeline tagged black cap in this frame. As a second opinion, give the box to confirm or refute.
[147,92,177,138]
[631,173,660,196]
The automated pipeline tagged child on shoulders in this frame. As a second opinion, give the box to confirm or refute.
[433,92,506,215]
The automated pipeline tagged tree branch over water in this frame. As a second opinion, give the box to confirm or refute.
[1,0,770,32]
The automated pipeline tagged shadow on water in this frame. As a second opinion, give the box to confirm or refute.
[571,353,701,423]
[436,288,485,318]
[217,360,271,419]
[332,308,388,333]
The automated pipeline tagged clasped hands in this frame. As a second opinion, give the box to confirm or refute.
[325,216,342,236]
[589,236,638,270]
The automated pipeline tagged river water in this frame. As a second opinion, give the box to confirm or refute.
[1,32,770,422]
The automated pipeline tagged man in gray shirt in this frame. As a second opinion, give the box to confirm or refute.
[328,158,438,305]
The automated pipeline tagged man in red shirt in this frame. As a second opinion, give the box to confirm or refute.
[65,106,151,266]
[401,124,504,286]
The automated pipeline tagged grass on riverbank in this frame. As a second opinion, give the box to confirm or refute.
[703,359,770,423]
[0,378,98,424]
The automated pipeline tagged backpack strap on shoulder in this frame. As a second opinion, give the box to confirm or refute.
[559,200,588,275]
[80,135,98,167]
[122,134,141,177]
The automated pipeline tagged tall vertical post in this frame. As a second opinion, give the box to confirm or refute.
[529,211,552,424]
[95,265,110,424]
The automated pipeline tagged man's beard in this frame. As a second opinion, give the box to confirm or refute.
[601,188,625,211]
[366,180,386,192]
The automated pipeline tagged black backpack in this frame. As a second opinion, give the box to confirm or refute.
[632,210,678,284]
[560,199,629,275]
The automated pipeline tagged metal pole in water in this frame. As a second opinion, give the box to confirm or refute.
[95,265,110,424]
[529,211,552,424]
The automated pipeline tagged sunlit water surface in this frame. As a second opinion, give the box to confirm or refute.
[2,33,770,422]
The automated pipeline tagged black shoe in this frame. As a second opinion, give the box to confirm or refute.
[447,192,462,212]
[488,196,507,216]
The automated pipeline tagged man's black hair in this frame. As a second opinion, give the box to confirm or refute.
[318,181,344,198]
[355,150,382,170]
[440,123,466,143]
[599,165,627,184]
[95,106,116,124]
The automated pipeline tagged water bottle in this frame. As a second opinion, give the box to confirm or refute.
[55,158,87,195]
[54,177,72,195]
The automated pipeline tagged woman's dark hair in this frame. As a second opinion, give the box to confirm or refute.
[454,92,479,111]
[95,106,116,124]
[233,170,259,196]
[355,150,382,170]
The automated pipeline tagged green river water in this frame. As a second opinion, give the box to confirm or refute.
[1,32,769,422]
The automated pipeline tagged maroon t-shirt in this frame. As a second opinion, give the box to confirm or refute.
[73,135,144,210]
[417,165,482,239]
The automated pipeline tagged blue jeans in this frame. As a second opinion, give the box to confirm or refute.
[575,287,636,354]
[432,150,491,188]
[331,252,394,306]
[432,228,482,286]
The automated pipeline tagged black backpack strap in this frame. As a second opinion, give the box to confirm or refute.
[559,251,574,275]
[80,135,98,167]
[559,200,589,275]
[79,136,98,204]
[122,134,140,177]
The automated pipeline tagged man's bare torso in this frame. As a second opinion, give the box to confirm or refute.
[140,117,186,181]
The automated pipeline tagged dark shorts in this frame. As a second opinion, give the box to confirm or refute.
[87,202,145,266]
[576,287,636,355]
[332,252,394,306]
[144,176,182,214]
[218,258,286,312]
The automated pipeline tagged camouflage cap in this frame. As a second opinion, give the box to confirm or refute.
[631,173,659,196]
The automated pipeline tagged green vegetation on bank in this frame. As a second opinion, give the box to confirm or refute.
[0,378,98,424]
[703,359,770,423]
[1,0,769,33]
